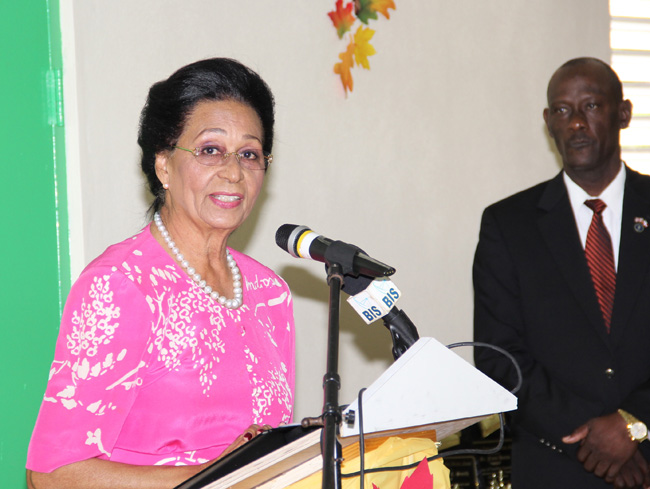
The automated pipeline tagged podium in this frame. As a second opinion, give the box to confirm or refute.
[176,337,517,489]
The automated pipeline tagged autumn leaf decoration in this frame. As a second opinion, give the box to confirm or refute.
[328,0,396,95]
[328,0,356,39]
[333,41,355,94]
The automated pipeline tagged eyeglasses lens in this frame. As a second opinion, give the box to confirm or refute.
[196,152,267,170]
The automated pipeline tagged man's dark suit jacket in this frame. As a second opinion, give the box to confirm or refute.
[474,167,650,488]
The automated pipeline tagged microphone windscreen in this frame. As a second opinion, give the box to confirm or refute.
[275,224,298,251]
[275,224,297,250]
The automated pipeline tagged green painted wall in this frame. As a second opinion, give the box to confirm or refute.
[0,1,69,487]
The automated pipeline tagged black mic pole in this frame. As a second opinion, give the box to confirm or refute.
[318,234,374,489]
[322,261,343,489]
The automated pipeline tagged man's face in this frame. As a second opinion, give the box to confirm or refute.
[543,64,631,179]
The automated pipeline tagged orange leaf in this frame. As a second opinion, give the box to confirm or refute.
[333,40,355,95]
[369,0,396,19]
[328,0,356,39]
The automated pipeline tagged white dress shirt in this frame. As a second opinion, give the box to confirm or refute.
[563,162,625,271]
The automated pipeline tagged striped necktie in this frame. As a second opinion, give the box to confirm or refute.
[584,199,616,332]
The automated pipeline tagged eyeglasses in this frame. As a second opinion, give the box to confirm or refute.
[174,145,272,171]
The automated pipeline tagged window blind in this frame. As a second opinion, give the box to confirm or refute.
[611,0,650,173]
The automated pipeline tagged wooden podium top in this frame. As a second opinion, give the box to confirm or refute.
[175,415,487,489]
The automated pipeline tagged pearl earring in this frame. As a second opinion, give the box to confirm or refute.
[163,183,169,189]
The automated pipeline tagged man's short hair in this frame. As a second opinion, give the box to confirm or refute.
[551,57,623,102]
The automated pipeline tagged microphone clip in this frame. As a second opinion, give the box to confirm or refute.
[324,240,364,278]
[382,308,420,360]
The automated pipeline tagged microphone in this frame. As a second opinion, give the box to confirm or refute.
[343,274,420,360]
[275,224,395,278]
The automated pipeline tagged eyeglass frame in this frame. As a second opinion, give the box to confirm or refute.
[173,145,273,171]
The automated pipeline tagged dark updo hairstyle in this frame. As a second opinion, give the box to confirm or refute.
[138,58,275,214]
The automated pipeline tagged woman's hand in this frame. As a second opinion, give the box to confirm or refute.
[216,424,273,459]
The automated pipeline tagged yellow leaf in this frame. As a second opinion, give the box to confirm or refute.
[353,26,376,70]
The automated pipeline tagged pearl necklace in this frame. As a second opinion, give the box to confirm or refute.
[153,212,243,309]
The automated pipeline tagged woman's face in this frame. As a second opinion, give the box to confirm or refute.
[155,99,267,237]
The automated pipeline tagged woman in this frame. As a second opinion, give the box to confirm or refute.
[26,58,294,488]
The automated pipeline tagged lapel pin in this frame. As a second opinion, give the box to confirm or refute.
[634,217,648,233]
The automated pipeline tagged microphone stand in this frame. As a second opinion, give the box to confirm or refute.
[321,261,344,489]
[314,241,394,489]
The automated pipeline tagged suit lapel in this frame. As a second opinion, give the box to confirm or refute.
[537,173,610,342]
[610,168,650,343]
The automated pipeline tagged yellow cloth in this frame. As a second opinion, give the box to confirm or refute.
[287,436,450,489]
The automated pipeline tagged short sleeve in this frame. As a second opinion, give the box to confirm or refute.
[27,268,154,473]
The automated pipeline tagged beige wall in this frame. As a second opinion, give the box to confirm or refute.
[62,0,610,420]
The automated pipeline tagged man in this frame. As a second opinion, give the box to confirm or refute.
[474,57,650,488]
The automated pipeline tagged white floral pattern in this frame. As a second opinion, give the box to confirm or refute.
[27,227,294,472]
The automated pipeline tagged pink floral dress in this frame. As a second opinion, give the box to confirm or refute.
[27,226,294,472]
